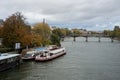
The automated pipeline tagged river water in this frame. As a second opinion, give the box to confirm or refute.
[0,37,120,80]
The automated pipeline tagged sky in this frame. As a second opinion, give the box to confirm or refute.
[0,0,120,31]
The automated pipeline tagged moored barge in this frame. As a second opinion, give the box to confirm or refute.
[0,53,20,71]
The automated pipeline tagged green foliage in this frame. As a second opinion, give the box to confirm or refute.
[111,26,120,39]
[0,47,14,53]
[52,28,63,37]
[50,34,61,46]
[114,29,120,39]
[65,28,72,36]
[52,28,72,38]
[104,26,120,40]
[103,30,113,37]
[51,28,72,44]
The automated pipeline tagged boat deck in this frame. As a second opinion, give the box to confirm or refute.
[0,53,20,60]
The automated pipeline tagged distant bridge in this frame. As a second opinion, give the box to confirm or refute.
[61,34,114,43]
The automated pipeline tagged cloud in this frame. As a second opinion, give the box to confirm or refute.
[0,0,120,30]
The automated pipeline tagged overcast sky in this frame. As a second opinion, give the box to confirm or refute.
[0,0,120,31]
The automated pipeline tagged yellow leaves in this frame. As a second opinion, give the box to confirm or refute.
[2,12,31,48]
[32,22,51,46]
[32,34,42,46]
[21,34,33,46]
[32,22,51,38]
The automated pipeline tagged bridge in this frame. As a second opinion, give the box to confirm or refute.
[61,33,114,42]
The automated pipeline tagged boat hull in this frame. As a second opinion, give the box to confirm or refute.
[0,53,20,72]
[35,52,66,62]
[21,57,35,61]
[0,60,20,72]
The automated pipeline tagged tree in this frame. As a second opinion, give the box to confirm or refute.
[50,34,61,46]
[110,26,120,40]
[21,34,33,47]
[52,28,67,38]
[103,30,113,37]
[113,26,120,40]
[2,12,32,48]
[32,22,51,46]
[0,26,3,38]
[72,29,81,37]
[65,28,72,37]
[32,34,42,47]
[52,28,62,38]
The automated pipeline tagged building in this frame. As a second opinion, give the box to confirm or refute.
[79,29,88,36]
[50,26,58,30]
[114,26,120,31]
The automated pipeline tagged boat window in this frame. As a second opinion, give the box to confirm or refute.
[24,54,33,57]
[45,51,48,53]
[7,58,14,63]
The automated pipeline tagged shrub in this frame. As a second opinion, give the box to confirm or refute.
[0,48,14,53]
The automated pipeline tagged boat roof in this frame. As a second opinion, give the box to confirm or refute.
[26,50,37,54]
[49,47,65,54]
[46,45,58,50]
[47,45,57,48]
[35,47,46,51]
[0,53,20,60]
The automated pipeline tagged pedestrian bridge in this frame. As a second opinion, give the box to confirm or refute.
[62,37,115,43]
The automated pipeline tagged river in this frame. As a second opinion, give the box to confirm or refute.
[0,37,120,80]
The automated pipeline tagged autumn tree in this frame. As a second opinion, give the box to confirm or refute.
[32,22,51,46]
[0,26,3,38]
[32,34,42,47]
[2,12,32,48]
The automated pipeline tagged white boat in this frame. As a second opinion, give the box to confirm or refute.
[21,50,39,61]
[0,53,20,71]
[35,45,66,62]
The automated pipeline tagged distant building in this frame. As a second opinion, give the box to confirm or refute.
[114,26,120,31]
[79,29,88,36]
[50,26,57,30]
